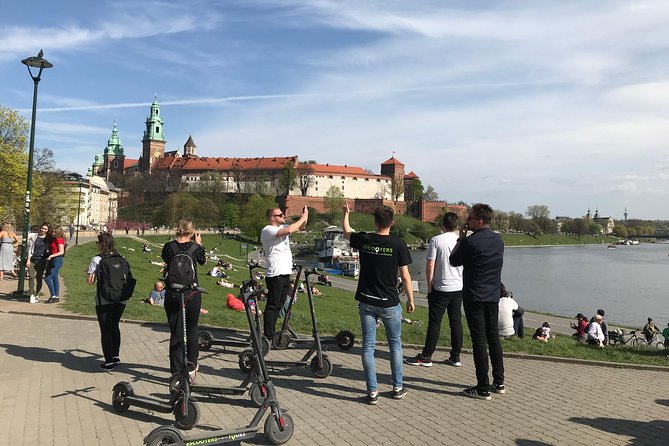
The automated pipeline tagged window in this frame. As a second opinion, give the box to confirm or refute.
[156,126,160,133]
[341,176,345,180]
[365,178,369,181]
[376,179,380,182]
[353,177,358,180]
[328,175,333,179]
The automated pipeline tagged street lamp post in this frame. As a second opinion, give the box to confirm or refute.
[16,50,53,295]
[75,178,84,245]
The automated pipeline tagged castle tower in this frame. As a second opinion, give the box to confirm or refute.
[624,206,628,221]
[594,208,599,219]
[141,97,166,173]
[183,135,196,157]
[92,153,104,177]
[380,155,405,178]
[103,121,125,180]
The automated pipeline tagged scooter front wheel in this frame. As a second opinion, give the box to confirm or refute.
[264,411,294,445]
[310,356,333,378]
[335,330,355,350]
[249,382,266,407]
[112,382,133,412]
[144,426,184,446]
[239,349,255,373]
[272,332,292,350]
[174,399,200,430]
[198,331,213,352]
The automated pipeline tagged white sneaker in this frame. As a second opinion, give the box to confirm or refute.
[29,295,38,304]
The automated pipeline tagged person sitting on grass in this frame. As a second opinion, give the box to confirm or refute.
[586,315,605,347]
[532,322,551,342]
[142,243,152,253]
[311,285,323,296]
[570,313,589,340]
[146,280,208,314]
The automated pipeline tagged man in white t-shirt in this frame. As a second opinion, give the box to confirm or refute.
[498,285,519,338]
[406,212,464,367]
[260,206,308,339]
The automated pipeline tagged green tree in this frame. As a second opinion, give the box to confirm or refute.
[193,197,219,228]
[239,194,277,241]
[195,171,228,194]
[612,224,628,238]
[388,173,404,203]
[423,185,439,202]
[526,204,550,220]
[323,186,345,221]
[279,161,298,196]
[219,203,241,228]
[296,163,314,196]
[0,106,29,224]
[508,212,526,232]
[490,210,509,232]
[412,178,424,201]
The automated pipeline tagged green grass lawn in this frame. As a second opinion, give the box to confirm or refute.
[59,235,667,367]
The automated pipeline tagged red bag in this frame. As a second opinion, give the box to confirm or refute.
[226,293,244,312]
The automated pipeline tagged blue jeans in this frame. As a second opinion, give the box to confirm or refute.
[45,257,63,297]
[359,302,403,393]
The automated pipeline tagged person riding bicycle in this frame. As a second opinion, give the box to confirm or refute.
[642,317,661,344]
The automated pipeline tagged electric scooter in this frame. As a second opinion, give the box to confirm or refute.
[239,266,333,379]
[143,275,294,445]
[197,261,271,356]
[111,283,203,429]
[271,267,355,351]
[168,286,268,408]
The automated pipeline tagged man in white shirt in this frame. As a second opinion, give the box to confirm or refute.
[498,285,519,338]
[406,212,463,367]
[260,206,308,339]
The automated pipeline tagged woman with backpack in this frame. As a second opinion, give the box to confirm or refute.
[161,219,206,383]
[44,226,67,303]
[86,232,134,370]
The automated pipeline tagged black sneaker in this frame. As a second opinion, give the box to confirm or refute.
[367,391,379,405]
[99,362,115,371]
[463,386,491,401]
[445,357,462,367]
[405,354,432,367]
[111,357,121,365]
[392,387,408,399]
[491,383,505,394]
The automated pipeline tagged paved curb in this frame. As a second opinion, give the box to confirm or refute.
[2,308,667,372]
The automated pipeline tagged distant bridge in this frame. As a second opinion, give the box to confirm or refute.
[628,235,669,239]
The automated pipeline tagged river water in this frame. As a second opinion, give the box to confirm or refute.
[406,243,669,328]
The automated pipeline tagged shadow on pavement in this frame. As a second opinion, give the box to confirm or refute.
[515,440,553,446]
[569,416,669,445]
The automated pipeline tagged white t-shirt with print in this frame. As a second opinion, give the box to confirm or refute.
[260,225,293,277]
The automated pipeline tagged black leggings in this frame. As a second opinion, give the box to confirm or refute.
[263,275,292,338]
[164,291,201,375]
[96,303,126,363]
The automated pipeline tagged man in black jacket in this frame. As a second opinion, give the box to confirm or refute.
[450,203,504,400]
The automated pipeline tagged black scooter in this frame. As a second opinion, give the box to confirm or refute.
[197,261,271,356]
[239,266,333,379]
[168,286,268,407]
[271,267,355,351]
[111,283,203,429]
[143,276,294,445]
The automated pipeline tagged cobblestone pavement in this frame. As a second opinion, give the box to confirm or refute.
[0,303,667,446]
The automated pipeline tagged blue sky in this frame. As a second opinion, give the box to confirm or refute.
[2,0,669,219]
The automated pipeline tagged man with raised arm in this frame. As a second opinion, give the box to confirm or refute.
[450,203,505,401]
[343,203,415,405]
[261,206,308,339]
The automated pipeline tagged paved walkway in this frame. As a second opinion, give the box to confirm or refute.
[1,280,667,445]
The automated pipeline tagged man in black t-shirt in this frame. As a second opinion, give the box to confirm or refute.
[343,204,415,405]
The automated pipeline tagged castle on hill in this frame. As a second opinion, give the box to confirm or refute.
[88,98,447,220]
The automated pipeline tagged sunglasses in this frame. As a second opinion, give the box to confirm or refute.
[272,213,285,217]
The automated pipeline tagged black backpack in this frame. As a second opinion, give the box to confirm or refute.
[97,254,136,302]
[164,241,199,289]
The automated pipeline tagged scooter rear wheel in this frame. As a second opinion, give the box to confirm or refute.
[264,411,294,445]
[168,374,182,396]
[335,330,355,350]
[239,349,255,373]
[198,331,213,352]
[272,332,292,350]
[310,356,333,378]
[145,426,183,445]
[111,382,133,412]
[174,399,200,430]
[249,382,266,407]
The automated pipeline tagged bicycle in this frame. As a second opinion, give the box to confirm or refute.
[637,333,665,349]
[607,329,648,347]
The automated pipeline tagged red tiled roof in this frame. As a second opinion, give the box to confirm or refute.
[153,155,298,172]
[381,156,404,166]
[124,159,138,169]
[404,171,418,179]
[299,162,371,176]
